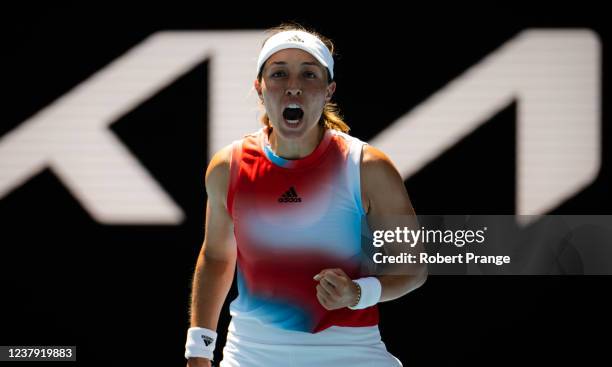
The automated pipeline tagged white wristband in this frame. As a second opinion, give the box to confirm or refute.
[185,327,217,360]
[348,277,382,310]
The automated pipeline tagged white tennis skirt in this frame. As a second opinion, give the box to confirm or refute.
[218,316,402,367]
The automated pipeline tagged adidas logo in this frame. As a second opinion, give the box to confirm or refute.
[286,35,304,43]
[201,335,214,346]
[278,186,302,203]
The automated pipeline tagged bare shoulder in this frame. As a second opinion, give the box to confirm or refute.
[205,144,234,203]
[361,144,414,215]
[361,144,402,183]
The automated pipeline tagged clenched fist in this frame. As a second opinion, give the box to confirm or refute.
[313,268,359,310]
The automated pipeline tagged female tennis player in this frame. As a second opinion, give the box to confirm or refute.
[185,23,427,367]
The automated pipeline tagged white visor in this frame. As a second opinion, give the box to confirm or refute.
[256,30,334,80]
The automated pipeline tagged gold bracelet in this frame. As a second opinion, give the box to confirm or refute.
[350,281,361,308]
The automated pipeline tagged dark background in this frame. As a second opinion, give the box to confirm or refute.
[1,3,610,366]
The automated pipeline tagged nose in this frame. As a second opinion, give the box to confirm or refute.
[285,88,302,96]
[285,76,302,96]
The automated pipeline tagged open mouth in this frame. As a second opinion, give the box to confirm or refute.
[282,104,304,124]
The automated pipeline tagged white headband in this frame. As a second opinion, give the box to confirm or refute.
[256,30,334,80]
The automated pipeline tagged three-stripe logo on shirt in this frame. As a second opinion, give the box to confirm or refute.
[278,186,302,203]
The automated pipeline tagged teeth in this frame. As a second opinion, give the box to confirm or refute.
[286,119,299,124]
[287,103,301,109]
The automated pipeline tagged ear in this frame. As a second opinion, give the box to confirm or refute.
[254,79,263,101]
[325,81,337,102]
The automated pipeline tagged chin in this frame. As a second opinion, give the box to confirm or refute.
[273,118,317,139]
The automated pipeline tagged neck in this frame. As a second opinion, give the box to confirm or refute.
[268,125,325,159]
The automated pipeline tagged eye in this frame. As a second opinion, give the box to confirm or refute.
[304,71,317,79]
[271,70,286,78]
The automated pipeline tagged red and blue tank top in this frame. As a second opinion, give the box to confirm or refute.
[226,126,378,333]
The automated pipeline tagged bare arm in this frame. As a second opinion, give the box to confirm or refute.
[187,145,236,366]
[361,144,428,302]
[314,144,427,311]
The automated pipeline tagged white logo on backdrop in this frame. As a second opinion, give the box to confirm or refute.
[0,30,600,224]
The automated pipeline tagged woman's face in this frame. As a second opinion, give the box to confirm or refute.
[255,48,336,140]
